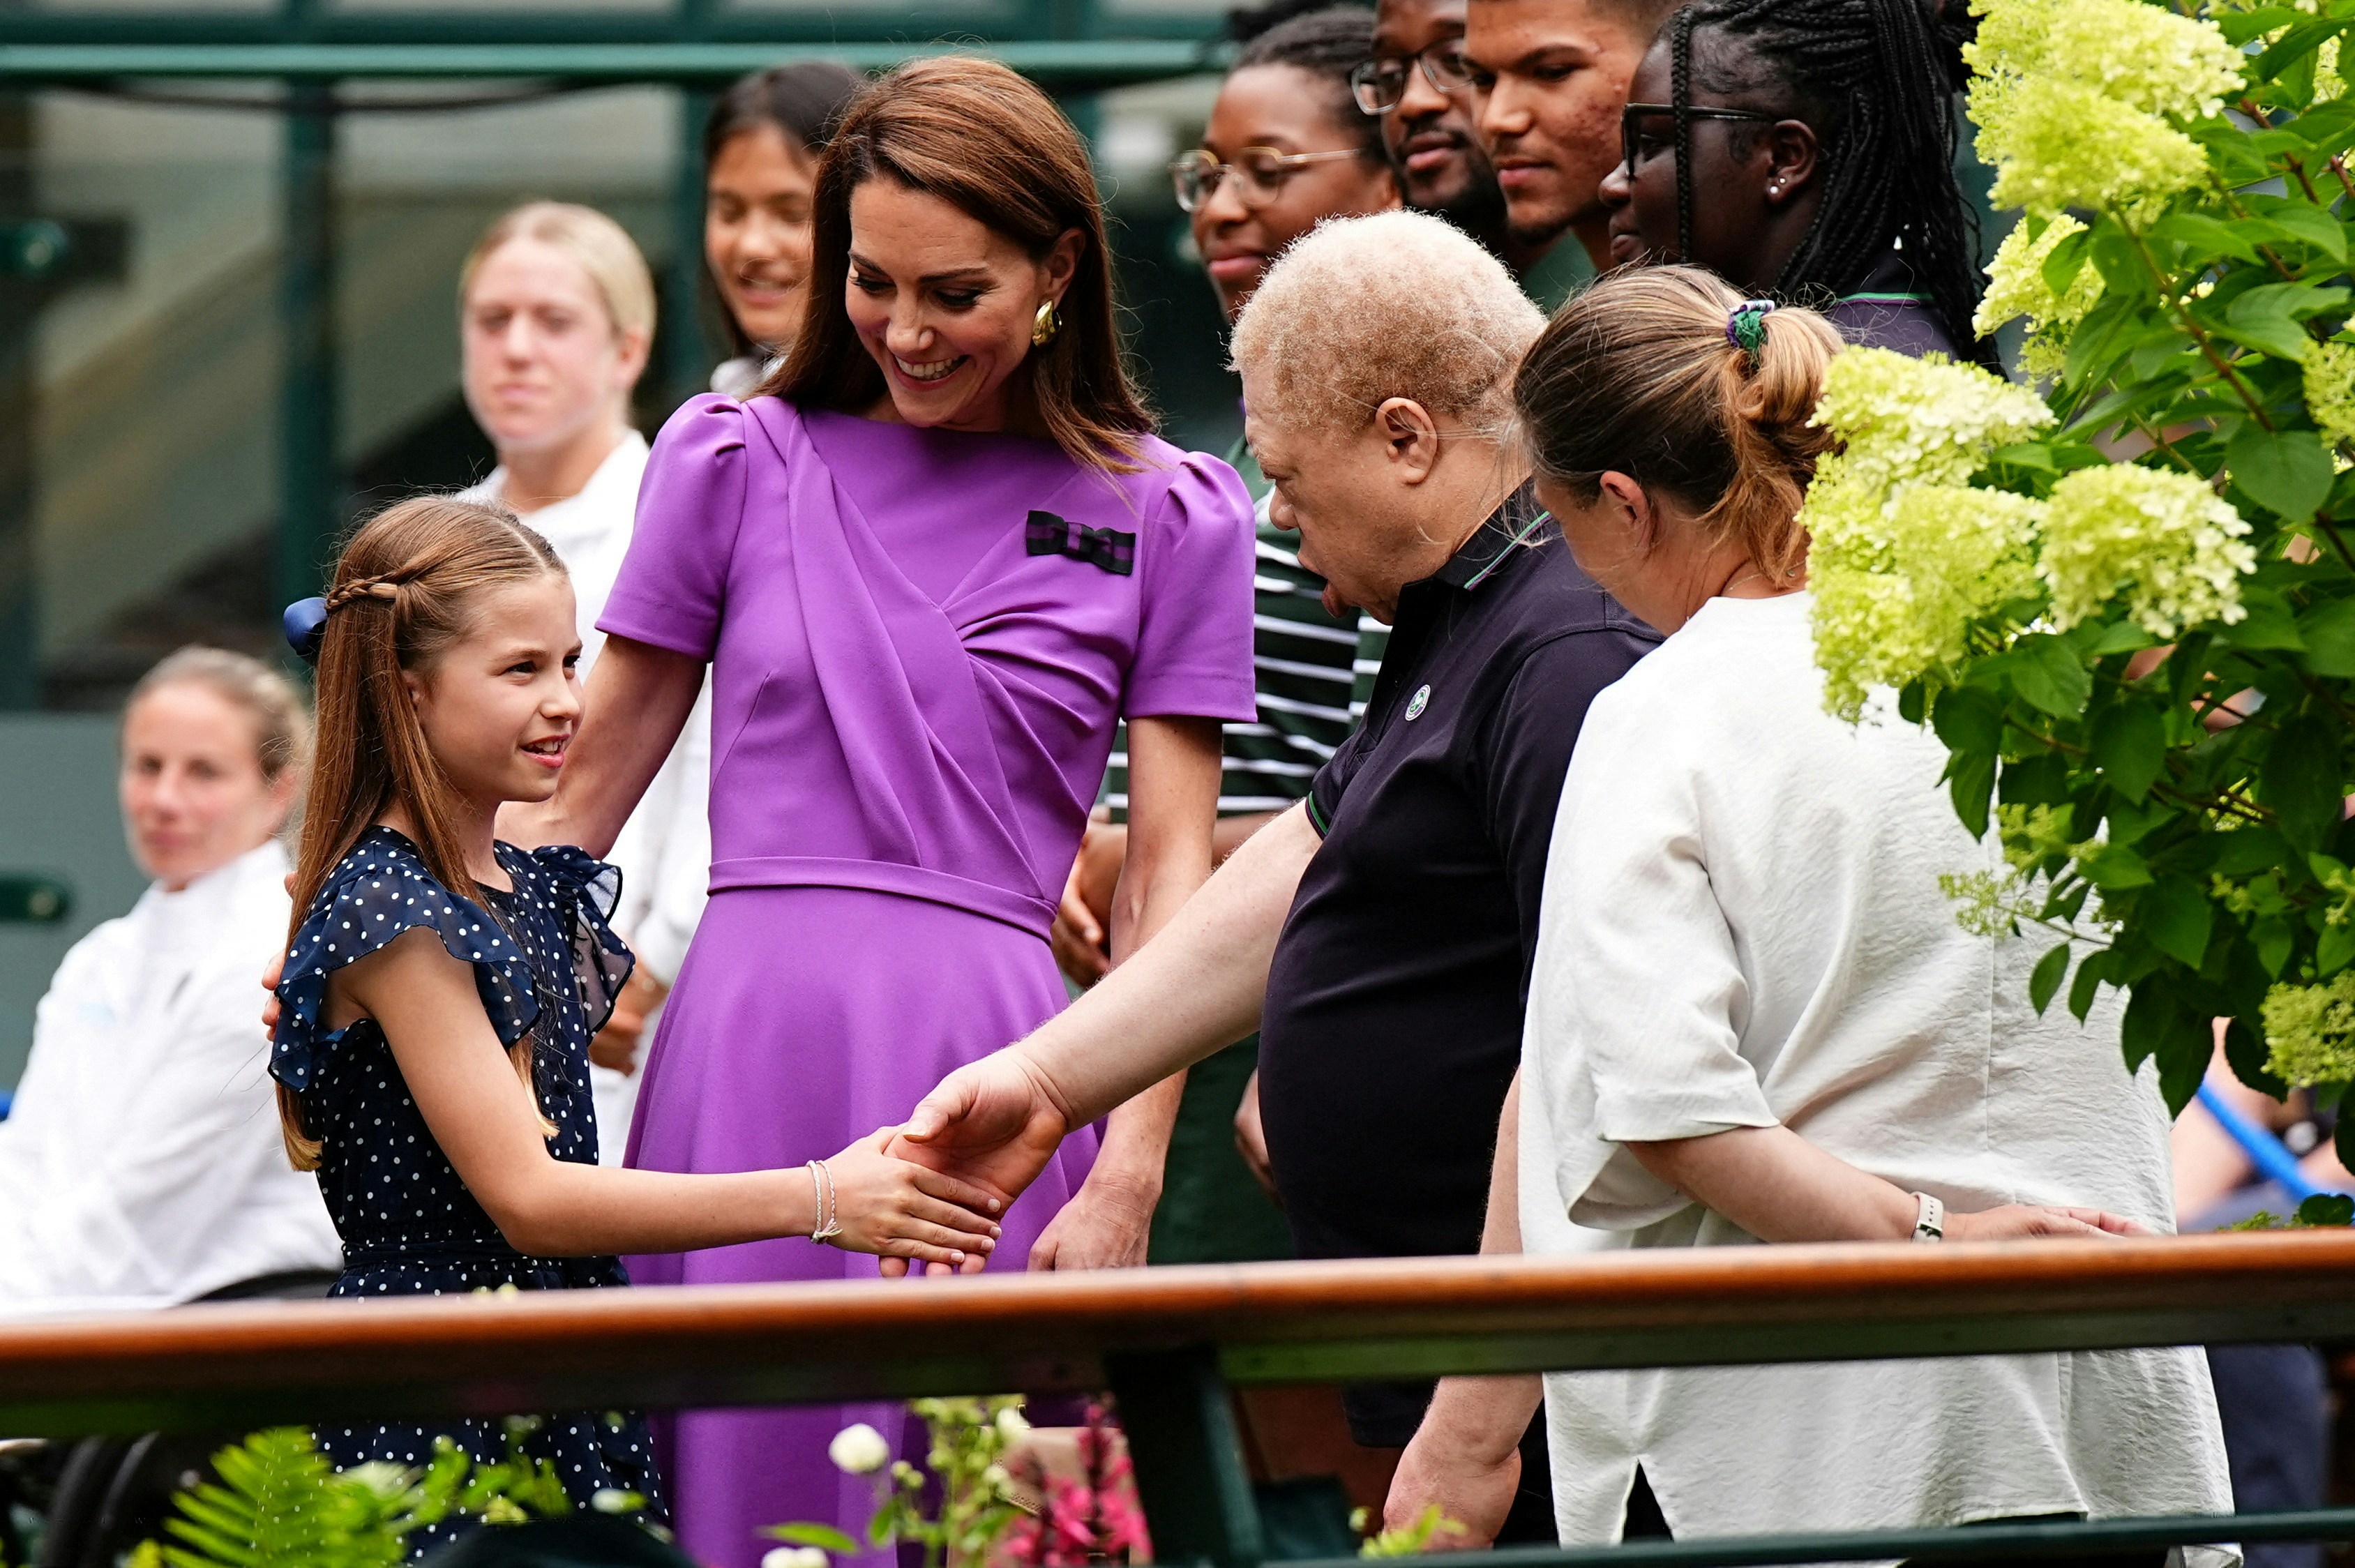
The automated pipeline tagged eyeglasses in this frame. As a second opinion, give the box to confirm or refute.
[1618,102,1778,181]
[1348,44,1477,115]
[1169,145,1367,213]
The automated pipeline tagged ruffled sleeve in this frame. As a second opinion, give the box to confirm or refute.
[529,844,635,1036]
[269,835,540,1094]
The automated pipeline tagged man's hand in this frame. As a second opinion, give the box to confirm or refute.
[1028,1168,1158,1270]
[1383,1373,1541,1551]
[881,1049,1076,1276]
[1946,1204,2150,1241]
[1234,1069,1277,1200]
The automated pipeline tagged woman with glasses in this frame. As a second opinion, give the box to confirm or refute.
[1171,5,1399,320]
[1597,0,1995,367]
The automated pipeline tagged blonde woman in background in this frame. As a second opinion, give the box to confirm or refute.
[0,648,338,1312]
[456,201,709,1163]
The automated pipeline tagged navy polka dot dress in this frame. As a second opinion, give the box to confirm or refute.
[271,825,667,1555]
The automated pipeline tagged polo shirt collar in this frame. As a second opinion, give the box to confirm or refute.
[1431,488,1550,593]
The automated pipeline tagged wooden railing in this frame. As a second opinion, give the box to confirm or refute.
[9,1232,2355,1565]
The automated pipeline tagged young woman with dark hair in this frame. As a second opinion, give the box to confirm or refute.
[1597,0,1999,366]
[702,61,866,395]
[506,56,1256,1565]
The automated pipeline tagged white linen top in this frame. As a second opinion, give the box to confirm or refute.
[467,430,712,1162]
[1519,591,2234,1562]
[0,840,341,1311]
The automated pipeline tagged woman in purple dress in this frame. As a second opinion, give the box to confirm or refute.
[509,56,1256,1568]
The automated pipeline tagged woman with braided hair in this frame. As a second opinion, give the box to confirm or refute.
[1595,0,1999,368]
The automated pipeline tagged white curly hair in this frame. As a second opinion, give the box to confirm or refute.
[1228,209,1546,437]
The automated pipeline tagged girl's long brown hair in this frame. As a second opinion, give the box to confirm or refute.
[762,55,1156,475]
[278,495,564,1169]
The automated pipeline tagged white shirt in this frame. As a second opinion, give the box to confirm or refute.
[0,841,341,1312]
[467,430,712,1162]
[1520,592,2234,1560]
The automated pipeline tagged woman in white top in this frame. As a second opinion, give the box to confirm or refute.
[1404,267,2233,1563]
[456,202,710,1162]
[0,648,339,1311]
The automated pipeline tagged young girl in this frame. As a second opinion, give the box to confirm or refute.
[269,495,1003,1553]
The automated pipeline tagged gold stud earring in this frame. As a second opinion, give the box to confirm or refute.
[1032,299,1060,347]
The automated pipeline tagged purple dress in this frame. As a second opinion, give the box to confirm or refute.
[596,395,1256,1568]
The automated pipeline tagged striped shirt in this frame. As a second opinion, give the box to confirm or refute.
[1105,446,1363,820]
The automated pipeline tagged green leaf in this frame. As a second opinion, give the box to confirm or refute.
[2069,948,2111,1023]
[2299,596,2355,676]
[2229,424,2335,522]
[2220,296,2317,363]
[762,1525,865,1554]
[2226,1015,2289,1098]
[2091,621,2160,657]
[1947,749,1996,842]
[2029,941,2072,1016]
[2082,843,2156,888]
[2299,1193,2355,1226]
[2092,700,2166,802]
[2218,585,2307,651]
[2151,211,2262,266]
[1991,441,2056,473]
[2143,876,2218,966]
[2258,914,2298,976]
[2010,635,2093,718]
[2215,825,2292,876]
[2319,917,2355,977]
[2262,711,2345,850]
[2220,6,2303,43]
[1931,684,2003,755]
[2262,202,2351,262]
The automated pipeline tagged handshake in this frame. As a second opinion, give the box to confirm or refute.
[840,1050,1083,1278]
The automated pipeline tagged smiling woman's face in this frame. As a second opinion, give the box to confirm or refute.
[843,176,1080,433]
[1191,64,1397,321]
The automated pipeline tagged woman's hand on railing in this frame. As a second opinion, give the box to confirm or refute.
[1946,1205,2151,1242]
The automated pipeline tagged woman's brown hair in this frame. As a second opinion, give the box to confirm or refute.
[277,495,564,1169]
[1514,264,1841,580]
[762,55,1155,474]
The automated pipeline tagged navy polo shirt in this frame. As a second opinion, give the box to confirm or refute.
[1255,489,1657,1444]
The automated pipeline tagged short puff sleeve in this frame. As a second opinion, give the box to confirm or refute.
[596,394,749,661]
[527,843,635,1036]
[1124,451,1257,723]
[269,837,539,1095]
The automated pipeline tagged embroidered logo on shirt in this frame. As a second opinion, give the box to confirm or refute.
[1405,684,1431,720]
[1025,511,1136,576]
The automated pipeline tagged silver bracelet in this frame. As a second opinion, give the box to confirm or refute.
[1911,1191,1946,1243]
[808,1159,841,1244]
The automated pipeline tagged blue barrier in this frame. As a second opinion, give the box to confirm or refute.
[2197,1082,2332,1202]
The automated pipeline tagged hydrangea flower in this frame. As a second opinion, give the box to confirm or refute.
[1976,215,2103,379]
[2263,973,2355,1087]
[2036,462,2255,635]
[1803,348,2054,716]
[829,1422,891,1476]
[1966,0,2241,217]
[1812,484,2045,718]
[2307,340,2355,451]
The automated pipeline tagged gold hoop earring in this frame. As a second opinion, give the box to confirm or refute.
[1032,299,1060,347]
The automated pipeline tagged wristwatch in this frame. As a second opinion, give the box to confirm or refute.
[1911,1191,1946,1243]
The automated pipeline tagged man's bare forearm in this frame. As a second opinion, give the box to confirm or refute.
[1019,804,1318,1125]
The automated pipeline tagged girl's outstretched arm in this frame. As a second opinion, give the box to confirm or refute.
[343,927,1003,1267]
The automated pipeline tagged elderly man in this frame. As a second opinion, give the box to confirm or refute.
[889,210,1655,1542]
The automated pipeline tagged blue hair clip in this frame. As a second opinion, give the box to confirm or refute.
[283,597,329,664]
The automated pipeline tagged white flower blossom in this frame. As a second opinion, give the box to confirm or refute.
[829,1422,891,1475]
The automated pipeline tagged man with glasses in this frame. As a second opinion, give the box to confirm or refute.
[1351,0,1589,308]
[1462,0,1681,271]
